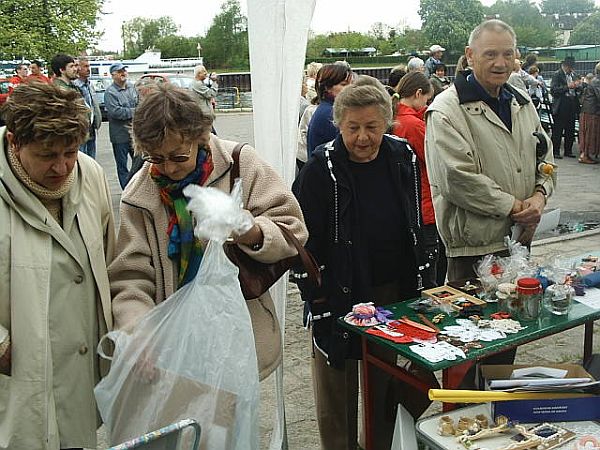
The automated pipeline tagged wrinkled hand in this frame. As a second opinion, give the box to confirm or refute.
[0,342,11,375]
[228,211,262,247]
[510,193,545,225]
[510,198,524,215]
[517,224,537,246]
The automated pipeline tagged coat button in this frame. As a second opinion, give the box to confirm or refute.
[342,287,351,294]
[78,345,88,355]
[516,167,522,173]
[74,275,83,284]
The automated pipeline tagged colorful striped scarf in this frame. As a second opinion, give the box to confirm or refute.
[150,147,214,287]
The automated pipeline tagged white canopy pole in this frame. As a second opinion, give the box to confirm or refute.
[246,1,315,448]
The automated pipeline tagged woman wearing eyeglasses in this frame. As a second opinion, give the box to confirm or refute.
[108,83,307,381]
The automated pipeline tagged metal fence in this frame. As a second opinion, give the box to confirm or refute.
[215,60,600,109]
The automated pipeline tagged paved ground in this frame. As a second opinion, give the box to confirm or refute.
[94,113,600,449]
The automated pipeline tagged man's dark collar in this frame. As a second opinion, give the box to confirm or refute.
[454,70,529,106]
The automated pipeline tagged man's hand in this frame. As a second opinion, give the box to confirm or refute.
[517,224,537,246]
[511,192,545,225]
[0,342,11,375]
[510,198,524,215]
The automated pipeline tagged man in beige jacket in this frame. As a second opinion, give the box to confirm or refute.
[425,19,554,281]
[425,19,555,386]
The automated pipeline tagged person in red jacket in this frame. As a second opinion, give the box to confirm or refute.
[27,60,51,84]
[8,64,28,94]
[393,71,446,286]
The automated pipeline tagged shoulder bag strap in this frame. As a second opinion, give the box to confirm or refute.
[276,223,321,287]
[229,142,247,192]
[229,143,321,287]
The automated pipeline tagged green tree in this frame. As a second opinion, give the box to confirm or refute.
[485,0,557,47]
[369,22,394,41]
[122,16,179,59]
[328,32,375,50]
[392,28,429,54]
[0,0,103,60]
[201,0,248,69]
[155,35,200,58]
[541,0,596,14]
[306,33,331,59]
[419,0,485,54]
[569,11,600,44]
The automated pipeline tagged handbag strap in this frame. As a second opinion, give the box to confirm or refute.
[276,223,321,287]
[229,142,321,287]
[230,142,247,192]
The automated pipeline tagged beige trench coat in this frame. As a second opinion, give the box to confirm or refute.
[0,128,116,450]
[425,79,555,257]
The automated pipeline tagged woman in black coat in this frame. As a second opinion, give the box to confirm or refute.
[293,78,436,450]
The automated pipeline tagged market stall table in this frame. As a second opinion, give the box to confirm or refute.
[339,298,600,450]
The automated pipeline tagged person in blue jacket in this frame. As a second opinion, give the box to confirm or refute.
[306,63,353,159]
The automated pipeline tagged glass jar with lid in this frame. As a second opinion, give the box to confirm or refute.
[516,277,542,320]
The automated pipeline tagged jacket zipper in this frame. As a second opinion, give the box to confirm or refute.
[324,143,339,243]
[405,146,426,291]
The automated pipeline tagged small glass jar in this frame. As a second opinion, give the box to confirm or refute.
[516,277,542,321]
[496,282,517,313]
[544,284,574,316]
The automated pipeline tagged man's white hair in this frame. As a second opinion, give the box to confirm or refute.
[407,57,424,72]
[193,65,207,77]
[468,19,516,48]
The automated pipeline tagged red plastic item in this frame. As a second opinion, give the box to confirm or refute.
[387,321,437,342]
[516,277,542,294]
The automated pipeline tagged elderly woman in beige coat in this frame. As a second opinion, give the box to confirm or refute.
[109,83,307,381]
[0,82,115,449]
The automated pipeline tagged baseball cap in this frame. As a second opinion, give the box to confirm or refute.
[430,45,446,53]
[109,62,128,74]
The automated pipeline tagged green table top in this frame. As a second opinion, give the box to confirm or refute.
[339,297,600,372]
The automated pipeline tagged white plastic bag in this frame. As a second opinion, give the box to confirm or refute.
[95,180,259,450]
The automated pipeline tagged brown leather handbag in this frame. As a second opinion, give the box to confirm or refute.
[223,143,321,300]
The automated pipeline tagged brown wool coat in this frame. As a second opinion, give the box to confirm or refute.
[109,134,308,380]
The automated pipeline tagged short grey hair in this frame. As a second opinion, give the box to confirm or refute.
[595,62,600,75]
[407,57,424,72]
[468,19,516,47]
[193,65,207,77]
[333,82,393,128]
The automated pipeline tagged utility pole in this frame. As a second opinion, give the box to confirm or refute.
[122,22,126,57]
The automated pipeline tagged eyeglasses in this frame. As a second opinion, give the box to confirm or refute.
[141,143,194,164]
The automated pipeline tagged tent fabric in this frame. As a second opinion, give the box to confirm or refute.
[247,1,316,448]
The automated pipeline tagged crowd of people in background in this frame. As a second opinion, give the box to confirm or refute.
[2,56,221,187]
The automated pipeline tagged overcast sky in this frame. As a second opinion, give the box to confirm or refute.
[97,0,600,52]
[96,0,490,51]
